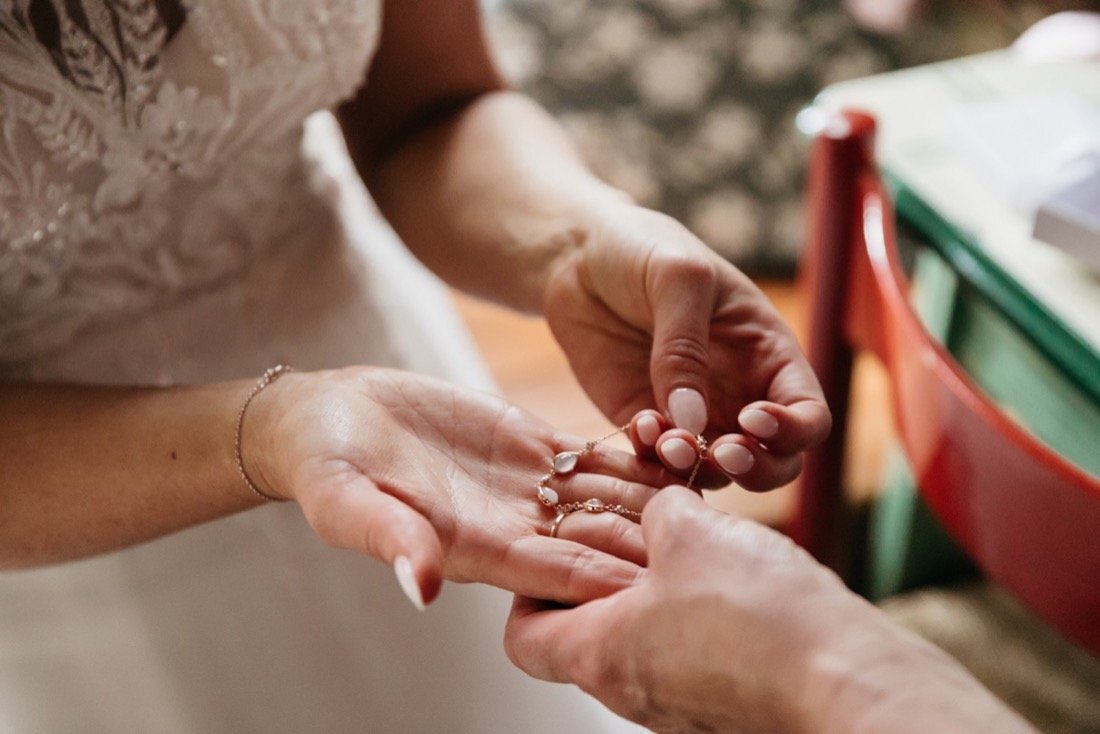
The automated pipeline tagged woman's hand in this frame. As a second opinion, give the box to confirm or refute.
[505,487,1034,734]
[243,367,673,608]
[506,486,852,732]
[543,204,830,491]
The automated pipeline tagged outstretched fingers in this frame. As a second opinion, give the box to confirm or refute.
[498,535,643,605]
[549,510,647,566]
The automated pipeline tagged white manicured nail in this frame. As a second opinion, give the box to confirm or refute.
[636,414,661,446]
[394,556,425,612]
[740,409,778,439]
[668,388,707,435]
[659,437,697,471]
[714,443,755,475]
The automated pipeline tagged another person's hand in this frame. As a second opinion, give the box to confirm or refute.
[244,367,673,609]
[505,487,1035,734]
[542,204,829,491]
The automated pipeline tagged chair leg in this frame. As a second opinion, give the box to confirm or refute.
[793,112,876,580]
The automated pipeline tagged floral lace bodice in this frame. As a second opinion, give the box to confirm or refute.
[0,0,381,363]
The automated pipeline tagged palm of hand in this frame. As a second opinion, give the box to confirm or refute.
[339,374,559,581]
[264,368,657,604]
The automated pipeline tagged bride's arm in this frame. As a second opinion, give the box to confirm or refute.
[0,371,653,608]
[0,380,262,568]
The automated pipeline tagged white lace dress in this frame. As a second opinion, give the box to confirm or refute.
[0,2,642,731]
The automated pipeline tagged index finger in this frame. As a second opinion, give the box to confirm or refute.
[739,359,831,456]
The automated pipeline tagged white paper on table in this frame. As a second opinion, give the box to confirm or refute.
[948,93,1100,214]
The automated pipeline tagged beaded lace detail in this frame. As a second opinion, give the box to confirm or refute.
[0,0,380,362]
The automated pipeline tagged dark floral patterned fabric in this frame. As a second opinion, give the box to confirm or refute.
[485,0,1062,275]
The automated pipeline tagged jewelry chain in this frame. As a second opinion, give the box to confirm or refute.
[235,364,293,503]
[537,422,707,532]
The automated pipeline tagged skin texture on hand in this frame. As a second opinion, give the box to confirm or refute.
[505,487,1036,734]
[243,366,676,607]
[543,205,831,492]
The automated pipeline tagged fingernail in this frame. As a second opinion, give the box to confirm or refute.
[636,414,661,446]
[713,443,755,475]
[394,555,426,612]
[668,388,707,435]
[740,409,778,439]
[659,437,697,471]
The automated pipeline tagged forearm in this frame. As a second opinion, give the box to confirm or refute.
[801,612,1036,734]
[0,380,263,568]
[354,91,630,312]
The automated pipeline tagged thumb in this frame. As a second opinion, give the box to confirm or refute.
[302,471,444,610]
[649,259,717,434]
[642,485,737,571]
[641,484,708,544]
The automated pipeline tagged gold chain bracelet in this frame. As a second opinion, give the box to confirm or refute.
[235,364,293,502]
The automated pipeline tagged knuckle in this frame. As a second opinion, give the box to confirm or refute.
[501,626,528,672]
[656,334,709,372]
[779,455,804,485]
[735,455,803,492]
[659,252,717,287]
[812,405,834,445]
[734,520,809,565]
[358,522,389,560]
[616,479,649,510]
[572,652,610,697]
[607,518,635,554]
[572,635,629,705]
[563,545,599,597]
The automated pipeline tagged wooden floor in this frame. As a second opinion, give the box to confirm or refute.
[455,279,893,527]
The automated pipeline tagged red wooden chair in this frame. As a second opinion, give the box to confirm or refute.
[794,110,1100,655]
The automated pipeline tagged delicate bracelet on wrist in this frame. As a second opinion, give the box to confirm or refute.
[235,364,293,502]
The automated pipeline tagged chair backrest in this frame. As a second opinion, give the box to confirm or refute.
[796,110,1100,654]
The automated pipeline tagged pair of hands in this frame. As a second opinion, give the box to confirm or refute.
[245,201,829,606]
[544,205,830,492]
[241,202,1010,732]
[505,488,1035,734]
[506,485,860,733]
[246,371,1021,734]
[239,199,1024,732]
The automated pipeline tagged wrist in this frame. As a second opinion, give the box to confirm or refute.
[238,369,305,503]
[534,194,672,315]
[797,602,1032,734]
[513,187,633,315]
